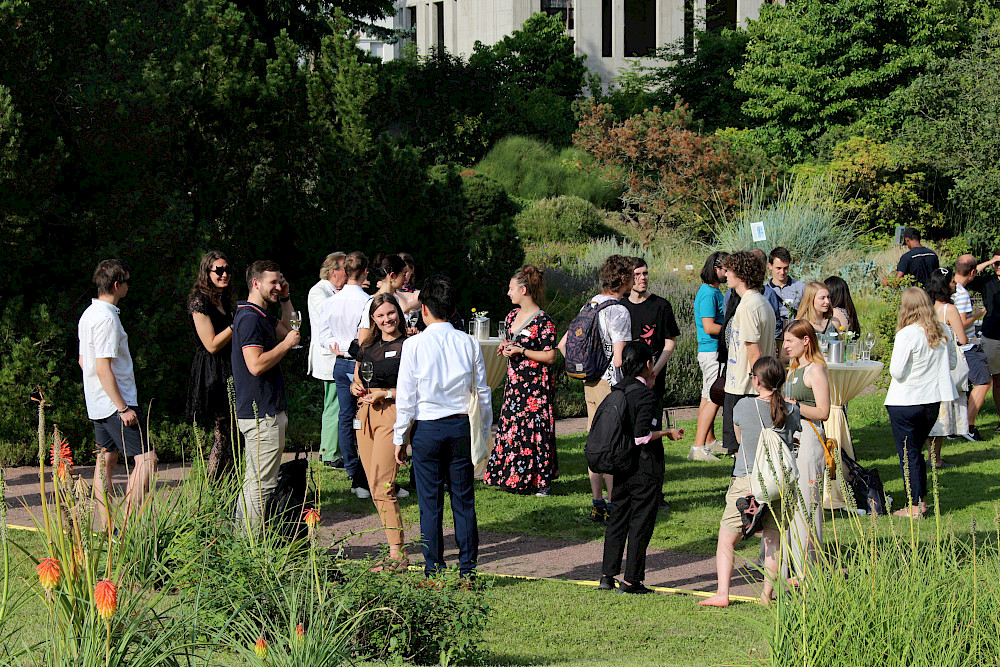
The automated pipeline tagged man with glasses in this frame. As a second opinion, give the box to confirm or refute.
[308,252,347,469]
[78,259,157,530]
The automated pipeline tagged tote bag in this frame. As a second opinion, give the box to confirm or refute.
[748,401,799,501]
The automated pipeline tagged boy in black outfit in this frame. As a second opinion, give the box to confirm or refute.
[598,342,683,594]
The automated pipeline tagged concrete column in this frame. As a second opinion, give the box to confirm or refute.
[738,0,767,26]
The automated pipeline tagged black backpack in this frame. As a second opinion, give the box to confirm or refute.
[840,450,887,516]
[564,299,619,381]
[585,386,635,474]
[263,449,309,540]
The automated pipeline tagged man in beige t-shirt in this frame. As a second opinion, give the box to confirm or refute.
[721,251,776,453]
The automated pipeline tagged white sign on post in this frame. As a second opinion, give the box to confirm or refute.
[894,225,905,246]
[750,221,766,242]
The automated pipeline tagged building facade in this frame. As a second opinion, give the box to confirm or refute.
[396,0,770,83]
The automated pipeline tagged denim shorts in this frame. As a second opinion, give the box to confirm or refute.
[93,408,151,458]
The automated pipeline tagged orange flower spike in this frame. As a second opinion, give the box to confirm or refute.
[50,436,73,481]
[94,579,118,619]
[37,558,61,590]
[302,508,320,529]
[295,624,305,640]
[254,636,268,658]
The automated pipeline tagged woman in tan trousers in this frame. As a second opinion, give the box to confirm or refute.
[351,293,408,571]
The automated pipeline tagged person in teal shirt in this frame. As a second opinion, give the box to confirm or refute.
[691,252,728,460]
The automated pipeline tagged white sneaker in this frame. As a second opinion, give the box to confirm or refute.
[703,440,727,455]
[687,446,719,462]
[395,487,410,498]
[352,487,371,499]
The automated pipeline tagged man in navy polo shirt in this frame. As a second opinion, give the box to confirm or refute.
[232,260,300,535]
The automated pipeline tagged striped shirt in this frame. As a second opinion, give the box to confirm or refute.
[953,283,976,351]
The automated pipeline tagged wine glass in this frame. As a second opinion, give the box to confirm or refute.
[497,322,508,343]
[360,361,374,391]
[862,333,876,361]
[289,310,303,349]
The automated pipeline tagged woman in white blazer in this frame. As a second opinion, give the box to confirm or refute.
[884,288,957,518]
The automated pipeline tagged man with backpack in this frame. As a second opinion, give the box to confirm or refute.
[558,254,634,522]
[589,342,683,594]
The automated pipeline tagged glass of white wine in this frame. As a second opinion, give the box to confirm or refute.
[289,310,303,349]
[360,361,374,391]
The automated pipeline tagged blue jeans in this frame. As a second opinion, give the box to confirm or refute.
[410,415,478,577]
[334,358,366,488]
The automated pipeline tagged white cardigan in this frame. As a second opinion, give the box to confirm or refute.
[884,323,958,406]
[307,279,338,380]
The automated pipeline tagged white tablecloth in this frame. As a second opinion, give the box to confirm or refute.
[470,337,507,475]
[822,361,884,509]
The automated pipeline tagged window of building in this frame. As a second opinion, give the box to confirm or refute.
[706,0,737,32]
[624,0,656,58]
[406,6,417,43]
[370,42,383,59]
[683,0,694,55]
[434,1,445,52]
[601,0,612,57]
[541,0,574,30]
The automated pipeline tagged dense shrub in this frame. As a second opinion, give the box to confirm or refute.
[515,196,605,243]
[474,136,622,208]
[574,101,743,237]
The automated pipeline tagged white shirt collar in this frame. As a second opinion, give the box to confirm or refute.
[92,298,120,314]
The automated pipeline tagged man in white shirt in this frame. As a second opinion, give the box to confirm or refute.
[318,251,371,498]
[308,251,347,467]
[393,274,492,579]
[557,254,633,522]
[77,259,157,530]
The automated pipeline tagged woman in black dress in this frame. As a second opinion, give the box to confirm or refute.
[484,265,559,496]
[186,251,236,481]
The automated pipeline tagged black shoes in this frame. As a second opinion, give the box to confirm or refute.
[964,426,986,442]
[589,503,610,523]
[617,581,652,595]
[325,458,345,470]
[597,575,617,591]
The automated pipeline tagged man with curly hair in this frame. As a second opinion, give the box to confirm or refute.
[721,251,776,454]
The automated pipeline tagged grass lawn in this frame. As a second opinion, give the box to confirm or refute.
[315,389,1000,562]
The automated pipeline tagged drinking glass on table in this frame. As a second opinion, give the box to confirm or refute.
[862,333,876,361]
[289,310,303,349]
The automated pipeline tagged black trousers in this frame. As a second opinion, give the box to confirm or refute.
[723,392,754,453]
[886,402,939,506]
[602,452,664,584]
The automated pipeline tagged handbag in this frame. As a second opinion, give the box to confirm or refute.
[840,449,888,515]
[709,362,726,406]
[807,419,839,480]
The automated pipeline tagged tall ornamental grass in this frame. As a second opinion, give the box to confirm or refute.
[764,459,1000,666]
[712,175,858,265]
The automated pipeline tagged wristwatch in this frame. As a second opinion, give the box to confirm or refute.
[117,406,129,415]
[386,390,394,400]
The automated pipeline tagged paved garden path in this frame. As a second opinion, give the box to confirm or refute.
[3,409,763,601]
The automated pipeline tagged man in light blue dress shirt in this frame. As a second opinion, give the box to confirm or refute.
[393,275,492,579]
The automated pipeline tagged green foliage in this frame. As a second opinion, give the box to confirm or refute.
[515,196,606,244]
[897,27,1000,255]
[734,0,981,158]
[799,137,947,238]
[711,175,856,265]
[474,136,622,208]
[341,563,491,664]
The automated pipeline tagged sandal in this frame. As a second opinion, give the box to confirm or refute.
[892,505,926,518]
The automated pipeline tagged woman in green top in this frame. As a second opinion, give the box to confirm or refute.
[782,319,831,578]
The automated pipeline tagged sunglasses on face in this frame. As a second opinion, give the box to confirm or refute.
[211,266,233,277]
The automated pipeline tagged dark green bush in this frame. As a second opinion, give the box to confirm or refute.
[515,196,605,243]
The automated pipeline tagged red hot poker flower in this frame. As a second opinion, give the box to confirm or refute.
[302,508,320,529]
[50,436,73,481]
[94,579,118,619]
[37,558,61,590]
[254,636,268,658]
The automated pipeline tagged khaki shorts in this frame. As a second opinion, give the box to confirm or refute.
[982,337,1000,375]
[698,351,721,399]
[584,379,612,430]
[720,474,781,534]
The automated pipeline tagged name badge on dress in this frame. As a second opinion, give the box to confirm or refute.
[385,350,397,358]
[353,418,362,430]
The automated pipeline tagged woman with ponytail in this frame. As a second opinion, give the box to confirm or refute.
[483,265,559,495]
[700,355,801,607]
[782,319,831,574]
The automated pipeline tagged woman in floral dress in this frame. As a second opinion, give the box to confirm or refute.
[484,265,559,496]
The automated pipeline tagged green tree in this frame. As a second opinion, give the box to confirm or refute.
[734,0,979,159]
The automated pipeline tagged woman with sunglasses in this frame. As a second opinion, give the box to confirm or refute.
[185,251,236,482]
